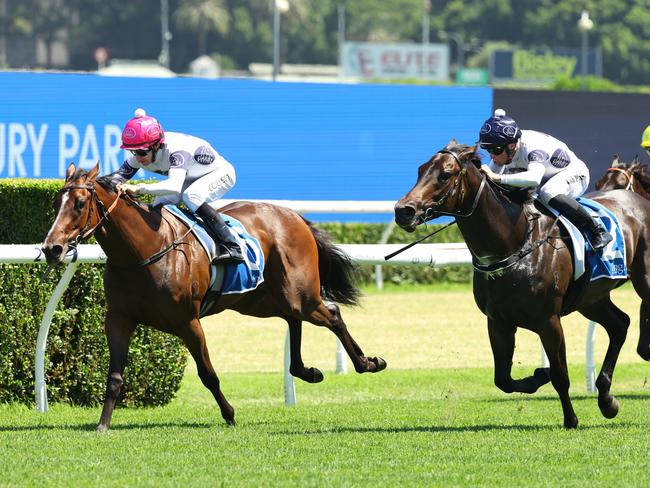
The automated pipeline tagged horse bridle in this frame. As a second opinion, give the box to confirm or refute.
[61,182,196,268]
[606,167,635,191]
[422,149,487,220]
[61,183,122,247]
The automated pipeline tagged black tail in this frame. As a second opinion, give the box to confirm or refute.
[304,218,361,306]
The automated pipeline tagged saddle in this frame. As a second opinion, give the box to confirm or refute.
[162,205,265,316]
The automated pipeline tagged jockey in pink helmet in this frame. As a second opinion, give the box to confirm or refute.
[120,108,165,151]
[113,108,244,264]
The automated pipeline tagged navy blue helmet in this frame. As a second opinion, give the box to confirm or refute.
[479,109,521,148]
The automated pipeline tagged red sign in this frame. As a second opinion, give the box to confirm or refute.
[93,47,108,64]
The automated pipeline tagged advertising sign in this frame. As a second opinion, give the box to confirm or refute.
[0,72,491,221]
[342,42,449,81]
[490,48,601,85]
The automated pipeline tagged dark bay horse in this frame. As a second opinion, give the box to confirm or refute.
[42,163,386,431]
[394,142,650,428]
[595,155,650,199]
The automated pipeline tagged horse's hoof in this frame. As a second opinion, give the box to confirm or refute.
[637,346,650,361]
[226,418,236,427]
[96,424,109,433]
[307,367,324,383]
[599,396,620,419]
[370,357,387,373]
[563,416,579,429]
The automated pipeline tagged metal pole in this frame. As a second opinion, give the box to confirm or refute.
[581,29,588,91]
[422,12,430,45]
[272,1,281,81]
[338,4,345,75]
[160,0,170,68]
[35,261,79,412]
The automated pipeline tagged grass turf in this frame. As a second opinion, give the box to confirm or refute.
[2,284,650,487]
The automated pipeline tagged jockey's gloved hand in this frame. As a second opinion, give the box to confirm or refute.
[480,165,501,182]
[116,183,142,196]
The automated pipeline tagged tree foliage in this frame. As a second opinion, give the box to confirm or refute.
[4,0,650,85]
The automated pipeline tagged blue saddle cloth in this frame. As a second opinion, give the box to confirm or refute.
[163,205,265,296]
[577,198,627,281]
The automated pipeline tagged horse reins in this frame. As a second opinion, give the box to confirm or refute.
[66,182,196,267]
[62,183,124,246]
[606,167,635,191]
[422,149,487,220]
[384,149,484,261]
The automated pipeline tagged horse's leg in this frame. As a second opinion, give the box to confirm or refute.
[536,314,578,429]
[579,297,629,419]
[306,301,386,374]
[487,318,551,395]
[631,271,650,360]
[97,311,136,432]
[638,301,650,360]
[179,318,235,426]
[286,317,323,383]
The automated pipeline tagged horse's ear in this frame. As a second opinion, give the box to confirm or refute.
[460,144,481,168]
[445,138,458,149]
[65,163,76,181]
[612,155,621,167]
[86,163,100,182]
[633,154,640,164]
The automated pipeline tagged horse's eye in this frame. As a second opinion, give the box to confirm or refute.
[439,172,451,182]
[74,199,86,211]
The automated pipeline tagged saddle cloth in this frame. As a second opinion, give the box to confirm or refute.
[540,197,627,282]
[163,205,265,304]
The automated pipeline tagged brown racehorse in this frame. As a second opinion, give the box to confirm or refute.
[595,155,650,199]
[42,163,386,431]
[394,142,650,428]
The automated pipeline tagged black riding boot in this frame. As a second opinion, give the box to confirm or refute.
[195,203,245,264]
[548,195,613,250]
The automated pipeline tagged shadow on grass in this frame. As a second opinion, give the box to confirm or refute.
[485,392,650,403]
[0,420,217,432]
[270,421,635,436]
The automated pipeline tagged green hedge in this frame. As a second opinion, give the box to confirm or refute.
[0,179,187,407]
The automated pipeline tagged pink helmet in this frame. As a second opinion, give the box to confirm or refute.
[120,108,165,150]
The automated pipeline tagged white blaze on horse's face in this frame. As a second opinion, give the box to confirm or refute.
[42,184,92,264]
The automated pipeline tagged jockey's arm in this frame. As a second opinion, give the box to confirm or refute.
[135,167,187,197]
[498,162,545,188]
[106,161,138,185]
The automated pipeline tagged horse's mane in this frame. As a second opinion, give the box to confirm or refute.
[96,175,119,192]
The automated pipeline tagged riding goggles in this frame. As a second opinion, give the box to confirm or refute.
[130,148,152,157]
[483,145,507,155]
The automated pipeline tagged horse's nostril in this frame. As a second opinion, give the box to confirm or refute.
[43,245,63,261]
[395,205,416,223]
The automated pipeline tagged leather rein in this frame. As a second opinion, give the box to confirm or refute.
[605,167,634,191]
[423,149,556,274]
[421,149,487,221]
[63,182,193,267]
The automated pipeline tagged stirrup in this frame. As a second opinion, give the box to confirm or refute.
[212,246,244,264]
[589,231,613,251]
